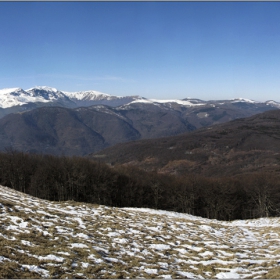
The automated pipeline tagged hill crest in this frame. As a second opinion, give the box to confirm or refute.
[93,109,280,177]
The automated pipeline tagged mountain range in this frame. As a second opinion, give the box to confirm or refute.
[0,86,280,156]
[1,86,280,114]
[0,86,140,118]
[2,88,280,278]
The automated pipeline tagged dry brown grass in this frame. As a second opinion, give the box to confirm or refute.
[0,261,41,278]
[2,185,280,279]
[264,266,280,279]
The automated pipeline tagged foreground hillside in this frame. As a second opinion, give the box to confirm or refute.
[1,185,280,279]
[93,109,280,177]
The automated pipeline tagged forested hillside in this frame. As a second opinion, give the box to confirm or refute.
[1,150,280,221]
[93,109,280,177]
[0,94,279,156]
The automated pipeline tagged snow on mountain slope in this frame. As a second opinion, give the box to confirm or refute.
[231,97,257,103]
[229,97,280,108]
[0,86,138,109]
[0,88,50,108]
[0,87,115,108]
[1,184,280,279]
[27,86,59,93]
[1,86,280,110]
[26,86,70,101]
[0,87,72,108]
[63,89,112,101]
[0,87,22,95]
[129,98,206,106]
[266,100,280,108]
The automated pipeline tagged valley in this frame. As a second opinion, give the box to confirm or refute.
[1,86,280,278]
[93,109,280,177]
[2,1,280,278]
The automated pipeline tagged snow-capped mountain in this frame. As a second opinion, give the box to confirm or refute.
[62,89,141,107]
[0,86,141,109]
[63,89,112,101]
[0,86,280,128]
[128,97,206,107]
[0,87,70,109]
[0,87,47,108]
[1,86,280,109]
[26,86,70,100]
[265,100,280,108]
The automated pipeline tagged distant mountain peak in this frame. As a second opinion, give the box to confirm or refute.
[26,86,68,102]
[0,88,33,108]
[128,97,206,107]
[265,100,280,108]
[63,89,111,101]
[27,86,59,92]
[0,86,280,114]
[0,87,24,95]
[231,97,256,103]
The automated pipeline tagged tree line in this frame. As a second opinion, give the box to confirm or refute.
[1,150,280,221]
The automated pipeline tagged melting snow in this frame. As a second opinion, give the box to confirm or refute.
[1,185,280,278]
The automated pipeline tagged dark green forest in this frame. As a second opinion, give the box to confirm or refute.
[1,150,280,221]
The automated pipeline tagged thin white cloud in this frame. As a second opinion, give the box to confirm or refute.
[36,74,136,83]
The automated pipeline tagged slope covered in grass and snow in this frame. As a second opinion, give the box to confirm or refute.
[1,185,280,279]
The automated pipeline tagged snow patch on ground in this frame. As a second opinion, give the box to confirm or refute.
[1,185,280,278]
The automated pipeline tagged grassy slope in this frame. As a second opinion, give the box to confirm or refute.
[1,185,280,279]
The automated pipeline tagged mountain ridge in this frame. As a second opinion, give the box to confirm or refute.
[0,100,279,156]
[1,86,280,110]
[92,109,280,177]
[0,86,140,109]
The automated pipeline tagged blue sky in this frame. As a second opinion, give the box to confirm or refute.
[1,2,280,101]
